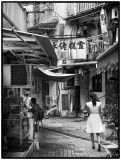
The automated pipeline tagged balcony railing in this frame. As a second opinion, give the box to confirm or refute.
[27,3,55,27]
[67,3,105,17]
[76,3,105,14]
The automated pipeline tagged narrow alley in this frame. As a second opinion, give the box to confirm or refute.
[29,117,117,158]
[2,2,119,159]
[30,125,107,158]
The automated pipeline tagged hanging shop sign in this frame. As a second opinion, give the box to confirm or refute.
[100,8,108,34]
[50,38,87,60]
[88,41,105,54]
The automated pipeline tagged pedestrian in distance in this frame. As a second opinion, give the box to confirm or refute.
[22,91,31,109]
[85,92,104,151]
[28,98,44,132]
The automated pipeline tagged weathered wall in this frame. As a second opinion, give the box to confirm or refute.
[2,3,27,31]
[80,73,89,109]
[49,82,57,107]
[89,71,106,108]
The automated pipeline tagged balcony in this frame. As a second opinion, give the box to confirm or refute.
[66,3,105,17]
[27,3,56,29]
[76,3,105,14]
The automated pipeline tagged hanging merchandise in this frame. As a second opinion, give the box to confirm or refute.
[100,8,108,34]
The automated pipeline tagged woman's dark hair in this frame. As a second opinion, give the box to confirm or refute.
[89,92,98,106]
[31,98,36,104]
[25,93,28,97]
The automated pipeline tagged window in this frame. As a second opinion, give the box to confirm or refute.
[92,74,102,92]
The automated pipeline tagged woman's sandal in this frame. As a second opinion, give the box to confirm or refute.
[98,144,101,151]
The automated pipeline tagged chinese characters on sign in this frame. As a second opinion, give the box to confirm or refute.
[53,41,85,50]
[88,42,105,54]
[50,38,87,60]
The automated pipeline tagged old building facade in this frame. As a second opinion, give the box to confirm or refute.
[3,2,119,117]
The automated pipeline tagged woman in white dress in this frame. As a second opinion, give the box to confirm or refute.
[85,92,104,151]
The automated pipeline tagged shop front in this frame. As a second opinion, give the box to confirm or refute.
[49,37,97,116]
[96,42,119,106]
[2,28,58,152]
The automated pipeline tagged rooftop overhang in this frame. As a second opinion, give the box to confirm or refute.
[96,42,119,73]
[64,4,104,22]
[28,17,59,31]
[33,67,75,82]
[3,28,57,66]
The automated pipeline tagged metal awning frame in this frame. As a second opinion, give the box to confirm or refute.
[3,28,57,65]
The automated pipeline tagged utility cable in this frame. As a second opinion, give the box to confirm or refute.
[46,4,64,20]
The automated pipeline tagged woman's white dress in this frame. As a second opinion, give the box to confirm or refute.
[86,101,104,133]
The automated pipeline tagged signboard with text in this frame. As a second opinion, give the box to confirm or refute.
[50,38,87,60]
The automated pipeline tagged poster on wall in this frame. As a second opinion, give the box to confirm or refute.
[50,38,87,60]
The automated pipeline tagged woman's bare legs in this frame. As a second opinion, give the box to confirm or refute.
[90,133,95,148]
[96,133,101,151]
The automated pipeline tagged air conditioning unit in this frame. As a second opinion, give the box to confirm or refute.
[3,64,33,86]
[112,7,118,19]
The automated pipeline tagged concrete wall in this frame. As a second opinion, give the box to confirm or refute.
[89,71,106,108]
[49,81,57,97]
[2,3,27,31]
[80,70,106,110]
[58,82,74,116]
[80,73,89,109]
[64,23,77,35]
[49,81,57,107]
[54,3,67,21]
[32,78,42,107]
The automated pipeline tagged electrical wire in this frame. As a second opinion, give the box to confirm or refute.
[31,3,65,20]
[46,4,64,20]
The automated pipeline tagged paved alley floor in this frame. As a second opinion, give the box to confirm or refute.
[42,117,114,144]
[30,129,107,158]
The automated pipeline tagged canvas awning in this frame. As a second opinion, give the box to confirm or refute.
[3,28,57,65]
[96,42,119,73]
[33,67,75,82]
